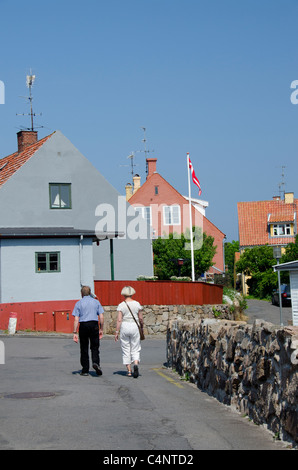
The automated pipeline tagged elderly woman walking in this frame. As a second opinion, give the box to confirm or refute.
[115,286,144,378]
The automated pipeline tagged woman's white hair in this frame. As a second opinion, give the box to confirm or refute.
[121,286,136,297]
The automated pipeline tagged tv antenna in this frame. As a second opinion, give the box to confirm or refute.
[121,127,154,182]
[17,70,42,131]
[278,165,286,199]
[127,152,140,184]
[120,151,140,185]
[141,127,154,176]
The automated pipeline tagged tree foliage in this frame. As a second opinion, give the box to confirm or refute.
[281,234,298,263]
[152,228,216,280]
[278,235,298,283]
[236,245,277,299]
[224,240,239,275]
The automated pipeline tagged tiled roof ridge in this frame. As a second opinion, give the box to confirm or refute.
[238,198,298,205]
[0,132,54,163]
[0,132,54,187]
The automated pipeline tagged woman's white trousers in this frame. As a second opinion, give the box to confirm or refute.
[120,322,141,364]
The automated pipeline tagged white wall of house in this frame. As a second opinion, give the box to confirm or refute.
[289,271,298,326]
[0,237,94,303]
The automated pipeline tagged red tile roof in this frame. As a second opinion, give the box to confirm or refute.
[237,198,298,247]
[0,133,54,187]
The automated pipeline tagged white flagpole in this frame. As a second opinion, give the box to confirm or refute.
[187,153,195,282]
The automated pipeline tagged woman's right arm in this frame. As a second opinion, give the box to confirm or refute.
[115,311,123,342]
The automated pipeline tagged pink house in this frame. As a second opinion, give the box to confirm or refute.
[126,158,226,276]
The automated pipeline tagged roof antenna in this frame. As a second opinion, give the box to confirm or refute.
[17,70,42,131]
[120,151,140,185]
[141,127,154,177]
[278,165,286,199]
[127,152,139,184]
[121,127,154,182]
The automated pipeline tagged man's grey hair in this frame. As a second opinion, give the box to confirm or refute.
[81,286,91,297]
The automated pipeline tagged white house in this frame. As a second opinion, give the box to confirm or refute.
[274,260,298,326]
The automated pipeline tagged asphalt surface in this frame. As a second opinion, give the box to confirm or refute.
[244,298,293,326]
[0,330,291,451]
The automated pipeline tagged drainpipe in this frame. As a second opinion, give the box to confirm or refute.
[223,236,226,274]
[0,239,1,303]
[110,238,114,281]
[79,235,83,286]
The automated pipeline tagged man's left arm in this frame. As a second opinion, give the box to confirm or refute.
[96,301,104,339]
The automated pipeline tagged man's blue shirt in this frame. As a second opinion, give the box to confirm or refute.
[72,295,104,322]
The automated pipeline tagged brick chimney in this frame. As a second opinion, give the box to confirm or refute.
[146,158,157,179]
[17,130,38,153]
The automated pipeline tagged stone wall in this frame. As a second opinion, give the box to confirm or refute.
[167,318,298,447]
[102,304,232,335]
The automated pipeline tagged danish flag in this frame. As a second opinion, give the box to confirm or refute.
[188,154,202,196]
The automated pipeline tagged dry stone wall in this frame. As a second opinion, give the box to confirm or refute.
[167,318,298,447]
[102,304,232,335]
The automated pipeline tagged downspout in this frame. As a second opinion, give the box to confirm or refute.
[0,239,2,303]
[79,235,83,286]
[110,238,114,281]
[223,236,226,274]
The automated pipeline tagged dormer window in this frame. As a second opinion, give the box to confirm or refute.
[272,223,291,236]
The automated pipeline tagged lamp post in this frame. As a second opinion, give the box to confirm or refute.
[273,245,283,326]
[177,258,184,277]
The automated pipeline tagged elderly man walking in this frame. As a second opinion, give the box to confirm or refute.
[72,286,104,376]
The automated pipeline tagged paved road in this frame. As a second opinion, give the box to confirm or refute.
[0,334,288,451]
[245,298,293,326]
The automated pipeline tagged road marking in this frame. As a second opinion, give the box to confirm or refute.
[152,368,184,389]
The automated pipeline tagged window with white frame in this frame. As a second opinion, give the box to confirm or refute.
[163,205,181,225]
[272,224,291,236]
[135,206,152,225]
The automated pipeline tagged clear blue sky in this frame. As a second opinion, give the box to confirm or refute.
[0,0,298,243]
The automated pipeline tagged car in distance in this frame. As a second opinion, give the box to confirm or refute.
[271,284,291,306]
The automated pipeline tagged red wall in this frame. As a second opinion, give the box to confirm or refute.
[0,281,223,332]
[94,280,223,306]
[203,217,225,272]
[0,300,77,333]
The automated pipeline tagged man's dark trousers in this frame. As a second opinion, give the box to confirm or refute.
[79,321,100,373]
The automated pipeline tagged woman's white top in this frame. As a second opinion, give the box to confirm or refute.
[117,300,142,323]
